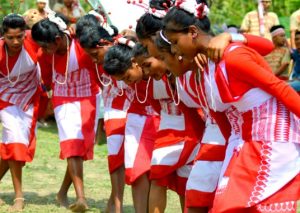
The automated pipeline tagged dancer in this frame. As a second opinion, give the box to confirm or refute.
[77,16,129,212]
[0,14,41,211]
[32,14,100,212]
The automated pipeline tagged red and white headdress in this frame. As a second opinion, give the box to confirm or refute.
[115,37,136,48]
[175,0,209,19]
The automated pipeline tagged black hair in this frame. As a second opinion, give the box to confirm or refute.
[296,30,300,37]
[163,0,211,34]
[1,14,26,34]
[149,0,175,10]
[78,25,113,49]
[109,24,119,37]
[227,24,238,29]
[136,13,163,40]
[132,43,149,58]
[103,37,137,76]
[31,13,68,43]
[270,25,285,33]
[76,14,99,38]
[136,0,174,40]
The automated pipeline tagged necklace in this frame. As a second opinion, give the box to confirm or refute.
[135,77,151,104]
[95,64,112,86]
[5,45,21,85]
[116,82,124,96]
[52,35,69,85]
[167,77,180,106]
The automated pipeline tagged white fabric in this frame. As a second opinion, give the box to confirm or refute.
[124,113,147,168]
[107,134,124,155]
[103,107,127,121]
[151,142,185,166]
[0,46,39,110]
[54,94,100,143]
[0,104,35,146]
[159,111,185,131]
[186,160,223,192]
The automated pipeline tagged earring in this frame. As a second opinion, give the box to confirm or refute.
[178,55,183,61]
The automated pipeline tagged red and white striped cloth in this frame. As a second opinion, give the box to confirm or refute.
[202,44,300,212]
[0,34,40,162]
[102,80,131,173]
[38,38,101,160]
[149,78,202,195]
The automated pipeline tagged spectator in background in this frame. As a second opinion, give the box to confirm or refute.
[290,8,300,49]
[265,25,290,80]
[289,30,300,92]
[23,0,48,28]
[55,0,85,23]
[241,0,279,40]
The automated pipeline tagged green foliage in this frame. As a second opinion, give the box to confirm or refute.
[209,0,300,34]
[0,0,91,23]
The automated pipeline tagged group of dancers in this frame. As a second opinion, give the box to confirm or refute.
[0,0,299,212]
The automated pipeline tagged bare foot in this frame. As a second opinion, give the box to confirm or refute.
[56,193,69,208]
[9,198,24,212]
[69,197,88,212]
[105,196,114,213]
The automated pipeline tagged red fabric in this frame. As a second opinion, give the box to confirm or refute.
[108,144,124,174]
[125,116,159,185]
[219,44,300,118]
[59,96,96,160]
[243,34,274,56]
[0,94,40,162]
[128,80,160,115]
[195,144,227,161]
[186,189,215,207]
[60,139,87,159]
[212,141,300,213]
[0,31,39,75]
[155,172,188,196]
[38,39,100,96]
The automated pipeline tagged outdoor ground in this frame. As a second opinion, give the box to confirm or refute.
[0,122,181,212]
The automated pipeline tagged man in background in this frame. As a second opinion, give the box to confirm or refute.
[265,25,290,80]
[55,0,85,23]
[23,0,48,28]
[241,0,279,40]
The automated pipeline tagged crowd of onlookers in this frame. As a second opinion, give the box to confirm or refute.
[223,0,300,92]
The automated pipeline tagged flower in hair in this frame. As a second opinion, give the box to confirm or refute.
[195,3,209,19]
[175,0,209,19]
[48,14,68,32]
[148,7,167,19]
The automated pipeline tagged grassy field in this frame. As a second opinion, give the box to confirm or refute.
[0,122,181,213]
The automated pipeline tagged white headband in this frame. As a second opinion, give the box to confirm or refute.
[271,28,285,37]
[116,37,136,48]
[159,30,171,44]
[37,0,47,3]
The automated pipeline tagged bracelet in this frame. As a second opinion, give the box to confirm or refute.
[230,33,246,43]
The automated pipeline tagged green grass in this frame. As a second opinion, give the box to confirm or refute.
[0,122,181,212]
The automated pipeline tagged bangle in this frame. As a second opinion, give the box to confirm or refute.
[230,33,246,43]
